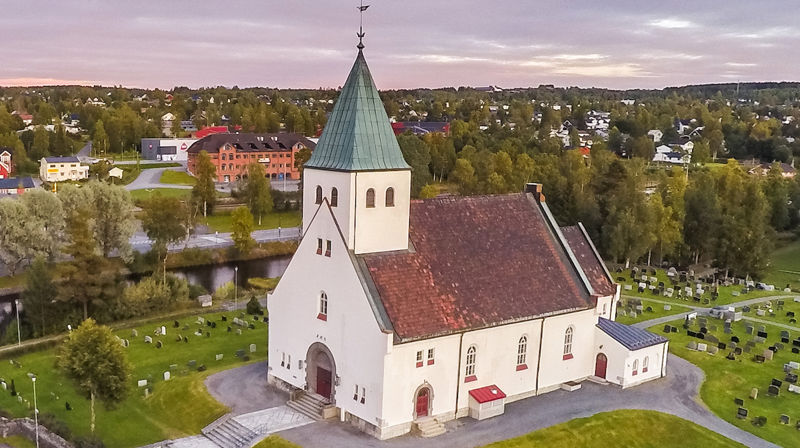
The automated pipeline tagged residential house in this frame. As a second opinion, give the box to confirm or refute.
[0,149,11,179]
[0,177,35,195]
[39,157,89,182]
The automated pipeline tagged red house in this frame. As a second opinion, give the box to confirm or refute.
[0,149,12,179]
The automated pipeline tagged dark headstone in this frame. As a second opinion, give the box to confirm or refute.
[65,402,71,411]
[718,342,727,350]
[700,327,708,334]
[663,325,671,333]
[731,336,740,343]
[737,407,748,419]
[783,337,791,344]
[772,378,783,387]
[173,320,180,328]
[785,373,798,384]
[735,347,743,355]
[794,348,800,354]
[757,331,768,338]
[671,327,677,333]
[734,398,744,406]
[780,415,790,425]
[221,315,227,321]
[768,385,780,396]
[727,352,736,361]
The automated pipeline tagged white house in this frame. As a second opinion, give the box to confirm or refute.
[39,157,89,182]
[267,46,668,440]
[647,129,663,143]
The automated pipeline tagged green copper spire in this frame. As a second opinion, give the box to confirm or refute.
[305,50,410,172]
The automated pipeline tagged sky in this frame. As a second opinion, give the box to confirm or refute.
[0,1,796,91]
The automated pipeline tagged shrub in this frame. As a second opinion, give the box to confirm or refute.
[75,435,106,448]
[188,283,208,299]
[247,277,280,291]
[38,413,72,440]
[246,296,263,315]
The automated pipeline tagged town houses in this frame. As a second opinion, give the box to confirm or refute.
[186,133,315,183]
[267,46,668,440]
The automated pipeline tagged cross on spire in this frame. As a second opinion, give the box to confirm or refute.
[357,1,370,50]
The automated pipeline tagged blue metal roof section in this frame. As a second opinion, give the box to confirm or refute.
[0,177,35,189]
[43,156,80,163]
[597,317,668,351]
[305,50,410,172]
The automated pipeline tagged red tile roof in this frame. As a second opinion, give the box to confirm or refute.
[469,385,506,403]
[561,225,616,297]
[362,193,592,342]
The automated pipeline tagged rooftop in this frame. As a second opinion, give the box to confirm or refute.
[187,133,315,154]
[305,50,410,172]
[0,177,35,190]
[561,225,616,297]
[596,317,668,350]
[360,192,592,342]
[43,156,80,163]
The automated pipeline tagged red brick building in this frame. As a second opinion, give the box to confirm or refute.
[187,133,315,183]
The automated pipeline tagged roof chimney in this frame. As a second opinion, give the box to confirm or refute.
[525,183,545,202]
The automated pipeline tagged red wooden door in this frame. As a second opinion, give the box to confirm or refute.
[416,388,429,417]
[595,353,608,379]
[316,367,332,399]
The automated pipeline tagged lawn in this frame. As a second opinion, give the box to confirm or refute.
[0,273,26,290]
[739,298,800,327]
[201,210,301,233]
[0,310,269,447]
[616,267,778,306]
[130,188,193,202]
[764,240,800,290]
[649,317,800,447]
[253,435,301,448]
[0,435,36,448]
[482,410,743,448]
[615,297,692,325]
[160,170,196,186]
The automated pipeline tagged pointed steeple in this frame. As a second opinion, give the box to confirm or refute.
[305,51,410,172]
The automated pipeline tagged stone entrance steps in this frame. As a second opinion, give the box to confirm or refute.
[416,416,446,438]
[287,391,329,421]
[202,416,258,448]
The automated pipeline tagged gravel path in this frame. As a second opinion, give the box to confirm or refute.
[205,361,288,416]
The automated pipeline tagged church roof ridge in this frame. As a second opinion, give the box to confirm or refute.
[305,50,410,172]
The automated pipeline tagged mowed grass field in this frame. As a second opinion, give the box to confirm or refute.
[0,311,269,447]
[764,240,800,289]
[201,210,301,233]
[615,298,693,325]
[159,170,196,186]
[481,410,744,448]
[649,318,800,447]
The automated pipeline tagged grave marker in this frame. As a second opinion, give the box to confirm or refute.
[138,380,147,387]
[216,354,223,361]
[250,344,257,353]
[163,371,170,381]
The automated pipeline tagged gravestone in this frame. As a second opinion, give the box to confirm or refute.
[746,326,754,335]
[216,354,223,361]
[708,346,719,355]
[757,309,766,316]
[196,317,205,325]
[163,371,170,381]
[724,327,732,334]
[780,415,790,425]
[663,325,671,333]
[687,341,698,350]
[235,349,245,358]
[697,343,708,352]
[750,388,758,399]
[706,335,719,345]
[236,329,242,335]
[735,347,744,355]
[144,336,153,344]
[734,397,744,406]
[785,373,798,384]
[737,408,748,419]
[790,361,800,370]
[188,360,197,369]
[131,329,138,337]
[755,354,765,362]
[772,378,783,387]
[161,326,166,335]
[250,344,257,353]
[624,284,632,291]
[781,330,791,339]
[757,331,768,338]
[138,380,147,388]
[731,336,740,343]
[726,352,736,361]
[768,385,780,396]
[788,384,800,394]
[156,340,163,349]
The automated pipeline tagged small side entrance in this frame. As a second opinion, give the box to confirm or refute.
[415,387,430,417]
[595,353,608,379]
[316,366,332,400]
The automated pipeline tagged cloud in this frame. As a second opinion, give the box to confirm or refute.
[648,18,696,29]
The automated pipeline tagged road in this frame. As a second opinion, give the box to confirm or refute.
[130,227,301,253]
[124,165,192,191]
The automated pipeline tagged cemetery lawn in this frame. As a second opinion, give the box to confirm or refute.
[0,311,269,448]
[0,435,37,448]
[201,210,301,233]
[159,170,197,186]
[615,298,692,325]
[130,187,193,202]
[763,240,800,290]
[739,298,800,327]
[616,267,777,306]
[482,410,743,448]
[649,318,800,448]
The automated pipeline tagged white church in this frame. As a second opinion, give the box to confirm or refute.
[267,45,669,439]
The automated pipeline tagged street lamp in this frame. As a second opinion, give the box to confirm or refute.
[31,375,39,448]
[234,266,239,311]
[15,299,20,346]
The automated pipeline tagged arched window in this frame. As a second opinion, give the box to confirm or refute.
[221,153,226,161]
[330,187,338,207]
[366,188,375,208]
[632,359,639,376]
[315,185,323,204]
[465,346,476,377]
[385,187,395,207]
[643,356,649,373]
[517,336,528,367]
[318,292,328,321]
[563,327,574,359]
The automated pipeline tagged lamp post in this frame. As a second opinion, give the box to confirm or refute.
[31,376,39,448]
[234,266,239,311]
[15,299,20,346]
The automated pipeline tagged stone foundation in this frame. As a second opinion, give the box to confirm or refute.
[0,417,71,448]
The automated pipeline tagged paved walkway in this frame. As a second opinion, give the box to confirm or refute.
[125,165,193,191]
[276,354,776,448]
[205,362,287,415]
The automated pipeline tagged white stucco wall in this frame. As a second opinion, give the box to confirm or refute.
[268,204,391,426]
[536,309,597,392]
[593,329,668,388]
[302,169,355,246]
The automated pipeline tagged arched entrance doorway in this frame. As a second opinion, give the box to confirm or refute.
[414,386,431,418]
[595,353,608,379]
[305,343,336,402]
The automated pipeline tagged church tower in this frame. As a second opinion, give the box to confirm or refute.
[302,48,411,255]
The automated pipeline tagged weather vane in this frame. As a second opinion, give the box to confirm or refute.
[357,1,370,50]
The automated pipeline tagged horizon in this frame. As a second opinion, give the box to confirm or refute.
[0,1,797,91]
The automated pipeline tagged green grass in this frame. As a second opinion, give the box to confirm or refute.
[201,210,301,233]
[739,298,800,327]
[130,188,193,202]
[482,410,743,448]
[0,273,26,290]
[649,318,800,447]
[616,267,778,306]
[0,435,37,448]
[764,240,800,290]
[615,298,692,325]
[159,170,196,186]
[253,435,302,448]
[0,310,268,447]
